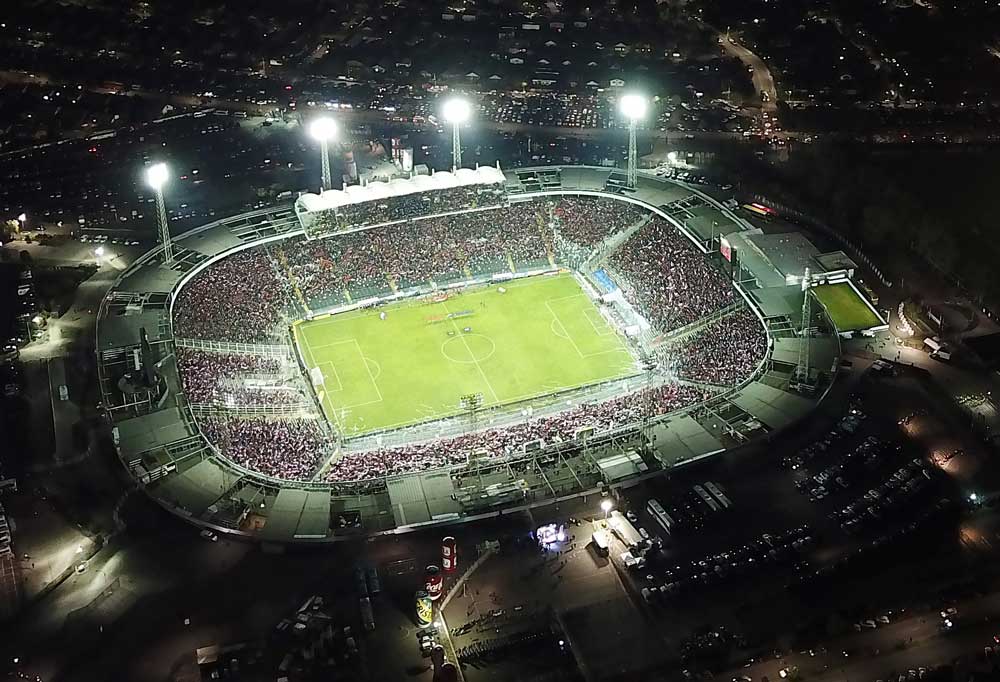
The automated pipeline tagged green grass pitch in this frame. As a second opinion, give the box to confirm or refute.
[293,273,639,436]
[811,283,883,332]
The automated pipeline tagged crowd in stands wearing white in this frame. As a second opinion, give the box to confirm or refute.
[177,348,302,406]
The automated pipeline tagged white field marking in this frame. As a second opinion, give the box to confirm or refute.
[352,338,384,404]
[440,300,501,405]
[319,360,344,393]
[544,296,628,359]
[298,327,343,432]
[550,318,570,340]
[310,338,369,351]
[365,356,382,381]
[440,334,497,364]
[584,307,616,338]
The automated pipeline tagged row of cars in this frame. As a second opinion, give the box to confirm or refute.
[78,233,140,245]
[832,458,935,535]
[782,408,867,472]
[794,434,902,503]
[0,503,12,558]
[640,526,815,604]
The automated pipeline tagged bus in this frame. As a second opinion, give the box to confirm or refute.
[360,596,375,632]
[646,499,675,536]
[742,202,777,220]
[693,485,721,513]
[704,481,733,510]
[608,510,644,549]
[591,529,611,557]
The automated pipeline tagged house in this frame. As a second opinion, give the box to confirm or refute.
[609,78,625,87]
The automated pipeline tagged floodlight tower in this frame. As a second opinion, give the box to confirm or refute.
[442,97,472,170]
[796,268,812,385]
[309,117,338,191]
[145,163,173,267]
[619,94,647,189]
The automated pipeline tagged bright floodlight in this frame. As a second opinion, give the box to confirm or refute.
[146,163,169,190]
[442,97,472,124]
[600,499,614,513]
[309,116,337,142]
[94,246,105,257]
[619,93,648,120]
[17,213,26,222]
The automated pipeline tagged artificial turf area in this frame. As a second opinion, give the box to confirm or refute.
[811,283,884,332]
[293,272,638,436]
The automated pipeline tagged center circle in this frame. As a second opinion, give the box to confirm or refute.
[441,333,496,364]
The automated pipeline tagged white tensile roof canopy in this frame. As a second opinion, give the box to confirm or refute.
[296,166,505,213]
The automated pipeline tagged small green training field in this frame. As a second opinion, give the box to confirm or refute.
[811,283,884,332]
[293,273,638,436]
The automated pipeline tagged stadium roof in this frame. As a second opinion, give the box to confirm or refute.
[296,166,506,213]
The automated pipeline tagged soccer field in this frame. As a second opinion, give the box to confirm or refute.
[811,283,884,332]
[293,273,638,436]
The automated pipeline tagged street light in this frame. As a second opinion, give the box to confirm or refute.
[309,116,338,191]
[619,93,647,189]
[600,498,614,519]
[442,97,472,170]
[144,163,174,266]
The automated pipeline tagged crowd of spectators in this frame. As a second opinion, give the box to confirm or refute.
[199,416,327,480]
[553,196,647,248]
[669,308,768,386]
[280,203,551,306]
[174,249,292,343]
[172,193,765,484]
[324,382,705,482]
[304,184,507,237]
[176,348,303,406]
[610,218,734,333]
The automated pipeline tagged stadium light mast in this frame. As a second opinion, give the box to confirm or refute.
[145,163,173,267]
[309,117,338,191]
[619,94,647,189]
[442,97,471,171]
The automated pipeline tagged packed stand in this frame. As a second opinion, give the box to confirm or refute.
[199,416,327,480]
[324,382,706,482]
[173,249,292,343]
[304,185,508,236]
[553,196,647,248]
[279,203,550,307]
[176,348,304,406]
[610,218,734,332]
[668,308,768,386]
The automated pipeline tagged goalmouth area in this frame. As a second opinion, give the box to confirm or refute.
[292,272,639,437]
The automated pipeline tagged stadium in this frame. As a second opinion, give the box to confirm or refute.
[96,165,880,542]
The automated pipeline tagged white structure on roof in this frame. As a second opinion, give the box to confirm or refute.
[295,165,506,214]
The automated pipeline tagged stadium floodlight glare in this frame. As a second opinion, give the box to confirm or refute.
[309,117,338,191]
[308,116,338,142]
[619,93,648,121]
[442,97,472,170]
[145,162,174,265]
[619,94,647,189]
[145,162,169,190]
[442,97,472,124]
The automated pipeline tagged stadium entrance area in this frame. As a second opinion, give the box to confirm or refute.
[293,272,639,437]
